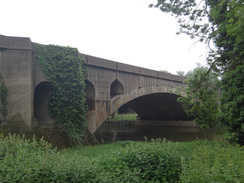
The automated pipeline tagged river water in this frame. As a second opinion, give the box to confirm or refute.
[94,122,223,144]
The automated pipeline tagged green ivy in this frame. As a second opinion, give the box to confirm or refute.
[0,82,8,123]
[34,45,88,143]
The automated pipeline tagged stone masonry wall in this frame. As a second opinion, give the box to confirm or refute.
[0,35,186,133]
[0,35,33,127]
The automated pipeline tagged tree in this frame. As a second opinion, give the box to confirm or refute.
[221,65,244,145]
[177,65,220,128]
[151,0,244,144]
[176,71,185,76]
[159,70,171,73]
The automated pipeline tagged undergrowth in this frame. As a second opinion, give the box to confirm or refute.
[0,134,243,182]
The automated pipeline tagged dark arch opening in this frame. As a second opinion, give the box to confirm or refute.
[34,81,53,125]
[127,93,193,121]
[110,79,124,98]
[85,80,95,110]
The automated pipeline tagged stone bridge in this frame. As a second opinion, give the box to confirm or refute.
[0,35,190,134]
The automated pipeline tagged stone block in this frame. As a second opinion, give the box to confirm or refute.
[0,34,32,50]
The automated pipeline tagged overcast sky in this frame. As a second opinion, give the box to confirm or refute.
[1,0,209,74]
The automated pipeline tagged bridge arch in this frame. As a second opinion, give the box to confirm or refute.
[34,81,53,126]
[89,85,188,133]
[110,86,186,114]
[110,88,190,121]
[85,79,95,111]
[110,79,124,98]
[126,93,189,120]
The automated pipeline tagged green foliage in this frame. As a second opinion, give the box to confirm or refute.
[176,71,185,76]
[159,70,171,74]
[180,141,244,183]
[113,140,191,182]
[221,65,244,145]
[151,0,244,144]
[0,83,8,123]
[34,45,88,143]
[0,134,56,183]
[107,113,138,122]
[0,134,243,182]
[151,0,244,68]
[177,66,220,128]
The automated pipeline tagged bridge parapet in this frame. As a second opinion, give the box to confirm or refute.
[0,34,32,50]
[84,55,185,82]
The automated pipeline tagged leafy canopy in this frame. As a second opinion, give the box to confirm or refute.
[151,0,244,144]
[177,65,220,128]
[150,0,244,71]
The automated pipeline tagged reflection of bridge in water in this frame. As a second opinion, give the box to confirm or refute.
[0,35,192,134]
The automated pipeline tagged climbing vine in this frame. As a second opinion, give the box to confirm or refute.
[0,82,8,123]
[34,44,88,142]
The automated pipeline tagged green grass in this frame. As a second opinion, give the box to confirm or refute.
[1,134,244,182]
[106,113,138,122]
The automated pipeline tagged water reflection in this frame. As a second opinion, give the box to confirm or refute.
[95,126,222,144]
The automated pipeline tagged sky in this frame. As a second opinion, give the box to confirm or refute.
[0,0,209,74]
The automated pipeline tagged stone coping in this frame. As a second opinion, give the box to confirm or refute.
[84,54,185,82]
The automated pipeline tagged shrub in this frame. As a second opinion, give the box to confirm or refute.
[0,134,56,183]
[101,140,193,183]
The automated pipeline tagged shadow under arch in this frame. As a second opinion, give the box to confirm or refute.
[109,86,191,121]
[127,93,191,120]
[85,79,95,111]
[34,81,53,125]
[110,79,124,98]
[88,86,189,133]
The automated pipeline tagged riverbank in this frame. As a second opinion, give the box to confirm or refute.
[104,113,196,127]
[1,134,243,182]
[102,120,196,127]
[134,120,196,126]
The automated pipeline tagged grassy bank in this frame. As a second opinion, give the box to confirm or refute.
[106,113,138,122]
[0,134,244,182]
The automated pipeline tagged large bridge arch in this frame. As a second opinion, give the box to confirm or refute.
[88,85,188,133]
[110,86,186,115]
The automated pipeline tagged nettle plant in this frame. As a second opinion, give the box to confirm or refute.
[34,45,88,143]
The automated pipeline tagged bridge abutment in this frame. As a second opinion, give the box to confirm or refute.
[0,35,33,128]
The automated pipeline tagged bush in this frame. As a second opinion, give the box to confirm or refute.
[112,140,191,182]
[0,134,56,183]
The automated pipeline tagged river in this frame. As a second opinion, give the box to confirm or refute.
[94,121,223,144]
